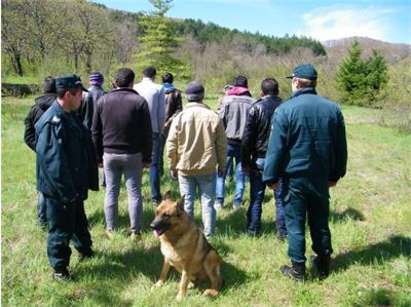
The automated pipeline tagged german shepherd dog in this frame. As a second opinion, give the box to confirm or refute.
[150,192,223,301]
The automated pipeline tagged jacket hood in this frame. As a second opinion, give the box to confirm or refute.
[227,86,251,97]
[35,93,57,110]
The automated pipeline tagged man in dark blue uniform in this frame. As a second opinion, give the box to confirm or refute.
[35,74,98,280]
[263,64,347,281]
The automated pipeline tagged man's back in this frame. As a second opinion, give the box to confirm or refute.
[134,78,165,133]
[167,102,226,175]
[267,88,347,181]
[92,88,152,161]
[219,95,254,141]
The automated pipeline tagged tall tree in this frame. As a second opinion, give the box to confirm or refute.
[135,0,188,77]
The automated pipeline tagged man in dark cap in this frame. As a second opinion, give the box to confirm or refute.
[79,71,105,131]
[24,76,57,228]
[216,75,254,210]
[166,81,226,238]
[263,64,347,281]
[36,74,98,280]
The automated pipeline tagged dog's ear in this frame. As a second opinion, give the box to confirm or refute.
[163,190,172,200]
[176,195,185,212]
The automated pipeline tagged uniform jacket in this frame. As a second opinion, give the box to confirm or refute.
[166,102,227,176]
[241,95,282,169]
[219,94,254,144]
[23,93,56,151]
[263,88,347,184]
[134,78,165,134]
[36,101,98,204]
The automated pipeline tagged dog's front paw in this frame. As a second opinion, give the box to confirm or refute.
[151,280,164,290]
[203,289,219,297]
[176,293,184,301]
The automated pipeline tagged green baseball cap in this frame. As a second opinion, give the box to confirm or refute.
[55,74,88,92]
[286,64,318,80]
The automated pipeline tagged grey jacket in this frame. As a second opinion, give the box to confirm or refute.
[219,95,254,143]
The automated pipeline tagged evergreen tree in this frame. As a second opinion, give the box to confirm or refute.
[336,41,368,105]
[365,50,388,102]
[136,0,190,78]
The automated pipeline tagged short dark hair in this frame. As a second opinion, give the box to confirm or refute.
[261,78,279,96]
[56,87,81,99]
[143,66,156,78]
[234,75,248,88]
[115,68,135,88]
[162,72,174,84]
[43,76,56,94]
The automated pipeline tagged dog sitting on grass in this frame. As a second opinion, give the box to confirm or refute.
[150,192,223,301]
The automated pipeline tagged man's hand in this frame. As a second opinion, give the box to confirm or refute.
[170,168,178,180]
[328,181,337,187]
[267,181,278,190]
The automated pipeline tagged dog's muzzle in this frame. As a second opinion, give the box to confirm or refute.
[150,218,170,237]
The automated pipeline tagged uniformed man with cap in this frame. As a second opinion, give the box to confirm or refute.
[263,64,348,281]
[35,74,98,280]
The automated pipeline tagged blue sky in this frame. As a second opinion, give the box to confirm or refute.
[93,0,411,44]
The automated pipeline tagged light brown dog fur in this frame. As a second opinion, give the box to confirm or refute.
[150,193,223,301]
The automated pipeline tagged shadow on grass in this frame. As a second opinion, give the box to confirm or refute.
[333,235,411,272]
[330,207,365,223]
[351,288,411,307]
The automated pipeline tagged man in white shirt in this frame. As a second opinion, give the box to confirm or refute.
[134,66,165,205]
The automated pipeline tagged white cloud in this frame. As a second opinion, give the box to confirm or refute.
[299,5,395,41]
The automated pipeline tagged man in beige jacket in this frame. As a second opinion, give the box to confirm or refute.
[167,81,226,238]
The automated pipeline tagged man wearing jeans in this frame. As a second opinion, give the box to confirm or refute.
[241,78,284,237]
[216,75,254,210]
[134,66,165,206]
[92,68,152,239]
[166,81,226,238]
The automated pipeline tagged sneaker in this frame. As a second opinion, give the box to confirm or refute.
[53,268,71,281]
[233,202,241,210]
[105,229,114,239]
[280,261,306,282]
[129,231,142,242]
[214,200,223,211]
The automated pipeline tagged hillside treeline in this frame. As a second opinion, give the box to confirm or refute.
[1,0,325,81]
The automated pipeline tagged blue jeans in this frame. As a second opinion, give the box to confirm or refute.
[216,143,245,205]
[247,158,287,235]
[178,173,216,237]
[103,153,143,233]
[150,133,162,203]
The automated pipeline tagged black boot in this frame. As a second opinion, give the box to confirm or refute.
[280,261,306,281]
[312,255,331,280]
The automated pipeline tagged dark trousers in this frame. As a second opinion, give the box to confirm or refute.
[46,196,92,270]
[37,192,47,226]
[283,177,332,263]
[247,158,286,235]
[150,132,162,202]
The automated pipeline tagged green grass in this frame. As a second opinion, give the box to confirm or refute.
[2,96,411,306]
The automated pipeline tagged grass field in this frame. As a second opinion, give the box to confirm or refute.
[2,95,411,306]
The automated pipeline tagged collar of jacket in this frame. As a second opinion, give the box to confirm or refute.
[110,87,138,95]
[142,77,154,83]
[52,100,70,116]
[185,102,210,110]
[292,87,317,99]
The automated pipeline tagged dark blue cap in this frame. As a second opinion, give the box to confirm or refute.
[55,74,88,92]
[286,64,318,80]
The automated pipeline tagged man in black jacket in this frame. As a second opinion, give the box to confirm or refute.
[23,76,57,228]
[79,72,105,131]
[92,68,152,240]
[241,78,284,237]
